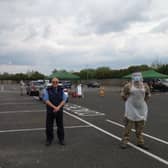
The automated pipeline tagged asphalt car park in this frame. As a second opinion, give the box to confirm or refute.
[0,86,167,168]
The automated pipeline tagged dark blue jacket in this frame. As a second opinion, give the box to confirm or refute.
[46,86,63,112]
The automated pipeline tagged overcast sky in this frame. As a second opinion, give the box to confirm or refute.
[0,0,168,75]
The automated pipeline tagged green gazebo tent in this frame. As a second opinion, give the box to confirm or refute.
[123,70,168,79]
[49,71,80,80]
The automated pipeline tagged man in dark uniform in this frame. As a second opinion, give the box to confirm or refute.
[43,78,67,146]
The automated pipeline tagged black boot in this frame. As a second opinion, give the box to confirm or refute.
[137,144,149,150]
[45,140,52,146]
[59,140,65,146]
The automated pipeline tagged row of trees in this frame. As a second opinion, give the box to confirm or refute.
[76,65,152,79]
[157,64,168,75]
[0,64,168,81]
[0,71,45,81]
[77,64,168,80]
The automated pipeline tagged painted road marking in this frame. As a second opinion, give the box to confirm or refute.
[0,98,32,101]
[67,104,168,145]
[106,119,168,145]
[0,125,91,133]
[0,85,4,91]
[152,92,168,96]
[0,104,167,145]
[0,110,45,114]
[1,109,166,146]
[0,102,40,106]
[0,91,19,93]
[65,104,105,117]
[33,96,40,100]
[0,95,33,98]
[64,111,168,166]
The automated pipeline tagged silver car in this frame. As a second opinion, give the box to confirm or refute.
[26,80,44,96]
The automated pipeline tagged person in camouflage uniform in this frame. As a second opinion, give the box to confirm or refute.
[120,72,151,150]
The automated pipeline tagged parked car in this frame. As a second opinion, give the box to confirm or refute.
[153,79,168,92]
[26,80,44,96]
[63,88,69,103]
[87,81,100,88]
[62,81,72,89]
[158,79,168,87]
[144,79,168,92]
[39,83,52,100]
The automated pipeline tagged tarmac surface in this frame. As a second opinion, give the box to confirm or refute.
[0,86,167,168]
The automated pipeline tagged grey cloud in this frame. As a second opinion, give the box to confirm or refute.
[0,54,35,66]
[0,19,22,34]
[151,19,168,33]
[42,24,52,39]
[80,0,152,34]
[0,0,152,36]
[0,0,167,74]
[23,26,39,41]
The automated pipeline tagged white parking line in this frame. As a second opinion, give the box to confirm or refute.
[0,91,19,93]
[0,110,45,114]
[33,96,39,100]
[0,109,104,116]
[0,98,33,101]
[0,103,39,106]
[64,111,168,166]
[0,125,91,133]
[152,92,168,96]
[76,113,105,117]
[106,119,168,145]
[65,104,105,116]
[0,101,32,104]
[73,110,105,117]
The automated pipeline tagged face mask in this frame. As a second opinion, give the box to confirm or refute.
[132,76,142,82]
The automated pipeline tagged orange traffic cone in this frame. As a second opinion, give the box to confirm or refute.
[99,86,105,96]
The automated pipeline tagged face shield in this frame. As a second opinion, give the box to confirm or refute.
[132,72,143,84]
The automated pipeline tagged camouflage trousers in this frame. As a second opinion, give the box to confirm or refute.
[122,118,145,145]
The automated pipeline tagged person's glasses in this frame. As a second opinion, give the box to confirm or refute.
[52,81,58,84]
